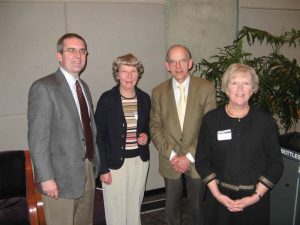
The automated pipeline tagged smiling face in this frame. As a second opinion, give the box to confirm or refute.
[165,46,193,83]
[117,65,139,92]
[227,72,254,108]
[56,37,87,77]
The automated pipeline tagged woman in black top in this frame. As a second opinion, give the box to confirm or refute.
[195,63,283,225]
[94,54,150,225]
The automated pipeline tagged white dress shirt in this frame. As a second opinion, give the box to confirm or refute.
[60,67,91,122]
[170,76,195,163]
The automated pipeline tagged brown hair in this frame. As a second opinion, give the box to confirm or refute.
[112,53,144,82]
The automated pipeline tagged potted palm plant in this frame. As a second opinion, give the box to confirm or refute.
[192,26,300,133]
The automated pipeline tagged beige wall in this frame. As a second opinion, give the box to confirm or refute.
[0,0,239,190]
[1,0,298,190]
[0,0,167,190]
[166,0,237,64]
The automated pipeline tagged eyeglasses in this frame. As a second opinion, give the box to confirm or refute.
[63,48,88,56]
[168,58,190,67]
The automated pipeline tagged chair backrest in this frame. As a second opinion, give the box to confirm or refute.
[0,150,45,225]
[0,150,26,199]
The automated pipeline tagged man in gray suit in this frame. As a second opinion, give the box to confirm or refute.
[150,45,216,225]
[28,33,100,225]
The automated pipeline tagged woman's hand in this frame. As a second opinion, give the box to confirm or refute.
[208,180,243,212]
[137,133,148,145]
[232,194,260,210]
[232,182,267,210]
[100,172,112,185]
[215,193,245,212]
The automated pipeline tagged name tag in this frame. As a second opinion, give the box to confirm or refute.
[217,129,232,141]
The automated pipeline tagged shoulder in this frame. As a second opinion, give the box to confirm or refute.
[204,106,224,120]
[136,87,150,100]
[251,106,271,117]
[152,79,172,94]
[99,86,117,100]
[249,106,279,134]
[29,73,57,91]
[251,106,275,123]
[97,85,121,105]
[190,76,214,88]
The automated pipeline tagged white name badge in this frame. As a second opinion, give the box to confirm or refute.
[217,129,232,141]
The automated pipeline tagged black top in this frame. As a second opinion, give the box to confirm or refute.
[94,85,151,175]
[195,106,283,190]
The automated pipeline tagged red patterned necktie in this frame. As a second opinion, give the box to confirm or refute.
[75,80,94,161]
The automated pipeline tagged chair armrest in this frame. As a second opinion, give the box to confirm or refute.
[25,150,45,225]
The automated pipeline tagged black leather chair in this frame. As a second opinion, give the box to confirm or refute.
[0,150,45,225]
[0,150,106,225]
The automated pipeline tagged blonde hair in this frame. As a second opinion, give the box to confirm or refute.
[221,63,259,94]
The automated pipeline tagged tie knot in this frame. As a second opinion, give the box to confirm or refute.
[178,84,185,93]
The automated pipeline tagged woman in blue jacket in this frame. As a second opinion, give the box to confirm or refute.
[94,53,150,225]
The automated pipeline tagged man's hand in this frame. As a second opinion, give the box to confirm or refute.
[41,179,59,199]
[171,155,191,173]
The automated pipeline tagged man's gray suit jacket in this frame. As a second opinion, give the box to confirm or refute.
[28,69,100,199]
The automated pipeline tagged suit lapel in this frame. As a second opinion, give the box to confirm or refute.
[182,76,195,133]
[166,79,182,133]
[54,70,82,125]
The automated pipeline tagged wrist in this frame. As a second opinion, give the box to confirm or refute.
[253,191,262,200]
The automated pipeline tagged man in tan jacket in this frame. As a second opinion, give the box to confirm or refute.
[150,45,216,225]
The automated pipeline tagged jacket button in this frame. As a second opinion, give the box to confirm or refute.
[180,138,182,141]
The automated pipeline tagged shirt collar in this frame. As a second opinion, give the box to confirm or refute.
[60,66,79,86]
[172,75,190,91]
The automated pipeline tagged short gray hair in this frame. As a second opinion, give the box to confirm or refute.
[165,44,192,62]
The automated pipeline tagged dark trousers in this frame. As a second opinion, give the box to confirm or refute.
[164,175,205,225]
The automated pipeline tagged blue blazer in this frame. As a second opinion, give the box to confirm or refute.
[95,84,151,175]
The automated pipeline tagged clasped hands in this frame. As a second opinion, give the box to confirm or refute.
[171,155,191,174]
[216,192,260,212]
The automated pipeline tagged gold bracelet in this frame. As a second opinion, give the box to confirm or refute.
[254,191,262,200]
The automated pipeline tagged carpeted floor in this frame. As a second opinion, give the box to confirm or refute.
[94,187,190,225]
[141,189,189,225]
